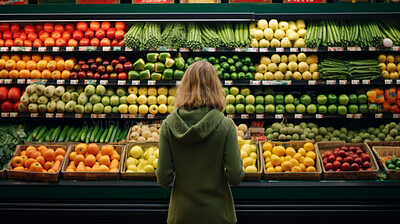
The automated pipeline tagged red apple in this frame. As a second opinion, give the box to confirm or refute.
[79,38,90,46]
[94,72,101,79]
[78,71,86,79]
[344,156,354,164]
[356,149,363,156]
[335,156,343,164]
[362,161,370,169]
[342,162,351,171]
[336,169,342,172]
[124,62,133,72]
[106,65,114,73]
[323,158,328,166]
[97,65,105,74]
[110,72,117,80]
[103,60,110,66]
[333,150,339,157]
[85,29,95,39]
[351,163,359,171]
[349,146,356,152]
[118,72,127,80]
[119,56,126,63]
[86,71,94,79]
[366,168,372,171]
[351,154,359,159]
[106,28,116,39]
[96,57,103,65]
[338,150,346,158]
[100,74,109,80]
[72,30,83,41]
[82,64,89,72]
[361,153,370,162]
[325,162,333,170]
[55,38,67,47]
[87,58,95,64]
[70,71,78,79]
[73,64,81,72]
[327,155,335,163]
[90,64,98,72]
[95,29,105,39]
[111,39,119,47]
[62,31,72,41]
[115,63,124,73]
[340,146,349,152]
[111,59,119,66]
[355,146,362,151]
[333,161,341,169]
[54,24,65,33]
[78,60,86,65]
[354,157,362,165]
[65,23,75,33]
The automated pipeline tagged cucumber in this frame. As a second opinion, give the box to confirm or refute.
[50,125,62,142]
[70,127,81,142]
[113,128,121,143]
[90,125,100,143]
[26,131,34,142]
[75,128,84,142]
[35,126,47,141]
[105,125,114,143]
[85,126,94,144]
[65,126,76,142]
[100,127,109,143]
[120,129,129,142]
[38,131,46,142]
[57,125,69,142]
[80,127,88,142]
[31,126,43,139]
[94,128,104,143]
[45,127,55,142]
[109,126,119,143]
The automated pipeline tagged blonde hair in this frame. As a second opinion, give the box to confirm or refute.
[174,61,225,111]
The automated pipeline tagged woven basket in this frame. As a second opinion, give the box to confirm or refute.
[372,146,400,180]
[121,142,158,180]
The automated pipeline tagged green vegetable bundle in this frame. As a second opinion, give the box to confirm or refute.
[216,22,236,48]
[124,22,144,49]
[305,20,322,48]
[347,59,381,80]
[140,22,162,49]
[319,58,349,80]
[0,124,26,169]
[160,22,187,49]
[200,23,222,48]
[186,22,203,50]
[377,20,400,46]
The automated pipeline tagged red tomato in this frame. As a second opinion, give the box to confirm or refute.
[0,39,4,47]
[67,39,78,47]
[44,37,55,47]
[72,30,83,41]
[24,24,35,34]
[51,31,62,39]
[101,21,111,30]
[54,24,65,33]
[19,32,27,41]
[24,39,32,47]
[27,32,38,41]
[84,29,94,39]
[39,32,50,42]
[115,22,125,31]
[14,38,23,46]
[79,38,90,46]
[5,39,13,47]
[2,31,12,40]
[90,21,100,31]
[33,39,43,47]
[95,29,105,39]
[115,30,125,40]
[10,23,20,33]
[43,23,54,33]
[12,32,21,39]
[106,28,116,40]
[55,38,67,47]
[65,23,75,33]
[100,38,111,46]
[90,38,100,46]
[0,32,2,39]
[118,39,124,47]
[111,39,118,47]
[62,31,72,41]
[35,24,44,33]
[0,23,9,32]
[76,22,88,32]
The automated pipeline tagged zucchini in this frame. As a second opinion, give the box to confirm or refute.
[75,128,84,142]
[70,127,81,142]
[113,128,121,143]
[31,126,43,139]
[80,127,88,142]
[64,126,76,142]
[100,127,109,143]
[90,125,100,143]
[50,125,62,142]
[119,128,129,142]
[35,126,47,141]
[94,128,104,143]
[85,126,94,144]
[58,125,69,142]
[109,126,119,143]
[45,127,55,142]
[26,130,34,142]
[38,131,46,143]
[105,125,114,143]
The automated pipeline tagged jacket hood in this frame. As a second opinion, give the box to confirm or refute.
[165,107,225,144]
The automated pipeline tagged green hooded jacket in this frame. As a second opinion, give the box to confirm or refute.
[157,107,244,224]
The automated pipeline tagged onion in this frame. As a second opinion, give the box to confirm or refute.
[383,38,393,48]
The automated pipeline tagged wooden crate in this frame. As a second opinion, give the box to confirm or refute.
[121,142,158,180]
[62,144,124,180]
[316,142,379,180]
[372,146,400,180]
[6,145,69,182]
[284,0,326,2]
[0,170,5,179]
[260,141,322,180]
[180,0,220,3]
[125,123,161,143]
[243,142,262,181]
[229,0,271,3]
[132,0,173,3]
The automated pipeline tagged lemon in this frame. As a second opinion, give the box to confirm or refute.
[143,164,155,172]
[271,155,281,166]
[250,145,257,153]
[306,166,316,172]
[303,142,315,151]
[285,155,292,161]
[280,156,285,164]
[130,146,143,159]
[298,148,306,156]
[243,157,254,168]
[272,146,277,154]
[275,166,283,172]
[291,166,302,172]
[306,151,316,160]
[275,146,286,156]
[240,150,248,159]
[281,161,292,171]
[289,158,300,167]
[265,162,274,169]
[286,147,296,156]
[263,150,272,158]
[250,152,258,160]
[241,144,252,155]
[265,157,271,163]
[303,157,315,167]
[293,153,302,162]
[263,142,272,151]
[127,164,137,172]
[300,156,305,163]
[266,167,275,173]
[245,165,258,172]
[299,163,306,172]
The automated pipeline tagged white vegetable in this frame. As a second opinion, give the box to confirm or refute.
[383,38,393,48]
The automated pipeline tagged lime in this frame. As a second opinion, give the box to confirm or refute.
[387,164,396,169]
[385,159,393,166]
[396,161,400,167]
[392,157,398,164]
[396,167,400,171]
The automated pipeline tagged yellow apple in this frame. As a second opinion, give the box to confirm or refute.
[138,105,149,115]
[138,87,147,96]
[147,87,157,96]
[157,95,167,104]
[137,95,147,105]
[157,86,168,95]
[128,104,138,114]
[167,96,175,105]
[118,104,128,114]
[158,104,168,114]
[127,94,138,104]
[147,96,157,105]
[168,87,176,96]
[128,86,138,95]
[149,105,159,114]
[168,105,175,113]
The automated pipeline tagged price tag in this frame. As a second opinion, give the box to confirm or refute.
[326,80,336,85]
[100,80,108,85]
[224,80,233,86]
[385,79,393,85]
[52,47,59,52]
[346,114,354,119]
[256,114,264,119]
[17,79,26,84]
[393,114,400,119]
[147,80,156,85]
[0,47,8,52]
[354,114,362,119]
[75,114,83,118]
[121,114,129,119]
[131,80,140,85]
[79,46,87,51]
[57,80,65,85]
[259,48,268,52]
[294,114,303,119]
[10,112,17,117]
[4,79,12,84]
[70,80,78,85]
[241,114,249,119]
[276,48,284,52]
[347,47,361,51]
[352,80,360,85]
[227,114,235,119]
[234,48,242,52]
[24,47,32,52]
[275,114,283,119]
[308,80,316,85]
[38,47,46,52]
[250,80,261,86]
[0,79,3,84]
[11,47,19,51]
[179,48,189,52]
[1,112,9,117]
[90,114,98,118]
[26,79,34,84]
[98,114,106,118]
[290,48,298,52]
[176,81,182,86]
[148,114,155,119]
[66,47,74,52]
[45,113,54,118]
[339,80,347,85]
[30,113,38,118]
[316,114,323,119]
[84,80,97,85]
[55,113,63,118]
[362,80,370,85]
[368,47,377,51]
[102,46,111,51]
[375,114,383,119]
[113,46,121,51]
[247,48,258,52]
[300,48,309,52]
[129,114,137,118]
[397,80,400,85]
[391,46,400,51]
[206,48,216,52]
[124,47,133,51]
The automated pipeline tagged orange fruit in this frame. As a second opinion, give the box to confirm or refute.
[69,151,77,161]
[10,54,21,61]
[19,69,30,79]
[109,159,119,169]
[110,151,120,161]
[91,162,100,171]
[36,156,45,167]
[22,54,31,62]
[54,55,63,61]
[29,70,41,79]
[56,59,65,70]
[26,60,37,70]
[47,60,56,71]
[8,70,19,79]
[31,151,41,159]
[85,166,92,171]
[0,69,8,78]
[42,54,53,62]
[25,158,36,169]
[100,145,114,156]
[20,151,27,156]
[74,154,85,165]
[0,59,5,69]
[5,59,16,70]
[51,160,61,171]
[76,161,86,172]
[44,161,55,170]
[75,143,87,154]
[31,54,41,62]
[87,143,99,155]
[1,54,10,60]
[61,70,70,79]
[37,145,48,153]
[55,148,65,156]
[37,60,47,71]
[26,148,37,158]
[40,69,51,79]
[26,146,37,152]
[14,166,25,171]
[64,59,74,70]
[55,154,64,162]
[110,168,119,172]
[98,165,109,172]
[43,149,56,162]
[99,155,110,166]
[11,156,24,167]
[51,70,61,79]
[96,152,102,161]
[85,154,96,167]
[16,60,26,70]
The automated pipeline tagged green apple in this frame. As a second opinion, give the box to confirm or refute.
[265,95,274,104]
[223,87,229,96]
[328,104,337,114]
[275,94,284,104]
[317,94,327,105]
[78,92,88,105]
[116,87,126,97]
[93,103,104,114]
[229,87,239,96]
[74,104,85,114]
[89,94,101,105]
[225,104,235,114]
[285,104,295,113]
[255,96,264,104]
[119,104,128,114]
[300,94,311,105]
[120,96,128,104]
[348,104,358,114]
[245,104,255,114]
[137,95,147,105]
[255,104,264,114]
[275,104,285,114]
[104,105,112,113]
[77,86,84,94]
[138,105,149,115]
[265,104,275,113]
[240,87,251,96]
[110,95,120,106]
[84,102,92,113]
[226,94,236,104]
[338,105,347,115]
[65,101,76,113]
[148,96,157,105]
[101,96,110,106]
[112,105,119,112]
[306,104,317,114]
[96,85,106,96]
[235,94,245,104]
[159,104,168,113]
[128,104,138,114]
[296,104,306,113]
[318,105,327,114]
[70,92,79,101]
[338,94,349,105]
[157,95,167,104]
[84,85,96,96]
[106,87,114,96]
[284,94,294,104]
[245,95,255,104]
[236,104,245,113]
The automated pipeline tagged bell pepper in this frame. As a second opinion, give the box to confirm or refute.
[367,89,377,103]
[133,58,145,71]
[155,62,165,73]
[146,53,159,63]
[163,68,174,80]
[368,103,378,113]
[165,58,175,68]
[208,56,216,64]
[159,52,171,62]
[173,70,185,80]
[385,87,396,103]
[144,63,155,72]
[151,72,162,81]
[389,104,400,113]
[128,70,139,80]
[139,70,151,80]
[174,53,185,70]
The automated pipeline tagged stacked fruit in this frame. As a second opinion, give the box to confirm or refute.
[0,22,126,47]
[126,145,158,173]
[262,142,317,173]
[378,54,400,79]
[367,87,400,113]
[236,123,248,139]
[264,122,310,141]
[131,86,176,115]
[322,145,372,172]
[66,143,120,172]
[250,19,306,48]
[224,87,259,114]
[10,145,65,173]
[128,124,161,142]
[0,86,21,112]
[238,138,258,173]
[0,54,75,79]
[186,55,256,80]
[313,93,369,115]
[255,53,318,80]
[384,156,400,171]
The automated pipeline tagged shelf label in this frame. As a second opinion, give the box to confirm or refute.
[294,114,303,119]
[26,79,33,84]
[131,80,140,85]
[397,79,400,85]
[385,79,393,85]
[308,80,316,85]
[11,47,19,51]
[52,47,59,52]
[394,114,400,119]
[10,112,17,117]
[241,114,249,119]
[250,80,261,86]
[290,48,298,52]
[346,114,354,119]
[84,80,97,85]
[129,114,137,118]
[70,80,78,85]
[276,48,284,52]
[121,114,129,119]
[300,48,318,52]
[0,79,3,84]
[326,80,336,85]
[224,80,233,86]
[275,114,283,119]
[4,79,12,84]
[100,80,108,85]
[124,47,133,51]
[347,47,361,51]
[1,112,9,117]
[102,46,111,51]
[368,47,377,51]
[362,80,370,85]
[147,114,155,119]
[247,48,258,52]
[354,114,362,119]
[38,47,46,52]
[391,46,400,51]
[0,47,8,52]
[203,48,216,52]
[259,48,268,52]
[176,81,182,86]
[113,46,121,51]
[339,80,347,85]
[55,113,64,118]
[45,113,54,118]
[57,80,65,85]
[30,113,38,118]
[98,114,106,118]
[256,114,264,119]
[328,47,344,51]
[375,114,383,119]
[90,114,98,118]
[75,114,83,118]
[227,114,235,119]
[147,80,156,85]
[351,80,360,85]
[66,47,74,52]
[78,46,87,51]
[179,48,189,52]
[316,114,323,119]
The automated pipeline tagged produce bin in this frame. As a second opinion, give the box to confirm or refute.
[372,146,400,180]
[121,142,158,180]
[316,142,379,180]
[6,145,69,182]
[242,141,263,181]
[0,170,5,179]
[126,123,161,143]
[62,144,124,180]
[260,141,322,180]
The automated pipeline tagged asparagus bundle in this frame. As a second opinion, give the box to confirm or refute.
[160,22,187,49]
[319,58,349,80]
[140,22,162,49]
[200,23,222,48]
[216,22,236,48]
[124,22,144,49]
[186,22,203,50]
[347,59,381,80]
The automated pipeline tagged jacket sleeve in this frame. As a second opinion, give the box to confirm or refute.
[223,119,244,186]
[156,122,175,188]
